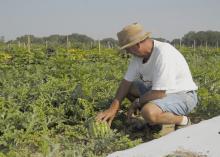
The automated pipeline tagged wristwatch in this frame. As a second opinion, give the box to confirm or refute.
[135,98,141,109]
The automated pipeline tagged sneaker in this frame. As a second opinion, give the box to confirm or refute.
[175,117,191,130]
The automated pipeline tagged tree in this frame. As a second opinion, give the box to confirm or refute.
[100,38,118,48]
[181,31,220,47]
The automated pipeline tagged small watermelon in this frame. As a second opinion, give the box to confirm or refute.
[86,117,111,138]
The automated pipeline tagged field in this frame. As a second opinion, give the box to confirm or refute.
[0,44,220,157]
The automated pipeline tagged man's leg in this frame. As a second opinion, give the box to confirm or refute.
[141,102,184,125]
[126,82,192,129]
[140,90,198,127]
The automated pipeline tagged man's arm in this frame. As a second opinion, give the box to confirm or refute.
[96,79,132,125]
[112,79,132,110]
[139,90,166,108]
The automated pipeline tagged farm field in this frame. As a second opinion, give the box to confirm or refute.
[0,45,220,157]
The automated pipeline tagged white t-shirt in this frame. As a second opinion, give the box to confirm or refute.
[124,40,198,94]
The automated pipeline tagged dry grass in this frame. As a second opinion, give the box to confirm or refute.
[165,150,208,157]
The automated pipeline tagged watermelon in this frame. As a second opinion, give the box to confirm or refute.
[86,117,111,138]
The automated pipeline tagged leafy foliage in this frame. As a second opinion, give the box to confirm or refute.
[0,44,219,156]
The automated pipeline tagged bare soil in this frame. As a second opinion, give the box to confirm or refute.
[165,150,208,157]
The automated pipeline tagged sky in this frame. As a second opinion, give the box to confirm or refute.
[0,0,220,41]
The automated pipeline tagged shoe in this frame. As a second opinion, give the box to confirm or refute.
[146,123,163,133]
[175,117,191,130]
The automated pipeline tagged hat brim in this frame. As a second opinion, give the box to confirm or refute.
[119,32,151,50]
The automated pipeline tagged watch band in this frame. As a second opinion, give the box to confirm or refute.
[135,98,141,109]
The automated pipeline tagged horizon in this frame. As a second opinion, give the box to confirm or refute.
[4,30,220,43]
[1,0,220,42]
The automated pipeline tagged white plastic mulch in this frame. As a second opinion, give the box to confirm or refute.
[107,116,220,157]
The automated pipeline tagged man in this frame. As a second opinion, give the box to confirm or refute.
[96,23,198,130]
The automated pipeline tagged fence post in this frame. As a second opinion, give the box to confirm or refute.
[193,40,196,51]
[66,35,69,51]
[205,41,208,51]
[90,42,93,49]
[45,40,48,49]
[7,43,11,49]
[18,40,21,48]
[27,35,31,53]
[98,40,101,53]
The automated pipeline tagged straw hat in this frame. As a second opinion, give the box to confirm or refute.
[117,23,151,50]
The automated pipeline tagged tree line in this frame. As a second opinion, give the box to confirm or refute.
[5,33,119,49]
[1,30,220,48]
[171,31,220,47]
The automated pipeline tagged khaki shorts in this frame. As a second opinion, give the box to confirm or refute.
[133,81,198,115]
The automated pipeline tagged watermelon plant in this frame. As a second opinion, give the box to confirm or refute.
[0,44,219,156]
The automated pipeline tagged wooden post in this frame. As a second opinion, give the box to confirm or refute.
[193,40,196,51]
[179,39,181,48]
[98,40,101,53]
[90,42,93,49]
[108,41,111,49]
[66,35,69,51]
[18,41,21,48]
[217,40,219,50]
[27,35,31,53]
[23,43,26,49]
[205,41,208,51]
[45,40,48,49]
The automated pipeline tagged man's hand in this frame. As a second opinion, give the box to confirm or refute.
[96,79,132,127]
[127,98,141,121]
[96,100,120,126]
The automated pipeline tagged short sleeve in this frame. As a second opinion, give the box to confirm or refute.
[124,57,139,82]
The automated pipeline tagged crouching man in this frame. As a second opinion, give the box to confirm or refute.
[96,23,198,130]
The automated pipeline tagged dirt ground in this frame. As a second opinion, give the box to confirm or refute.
[165,150,208,157]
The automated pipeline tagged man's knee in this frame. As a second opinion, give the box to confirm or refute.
[141,102,162,124]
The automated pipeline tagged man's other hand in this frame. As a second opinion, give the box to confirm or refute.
[127,98,140,122]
